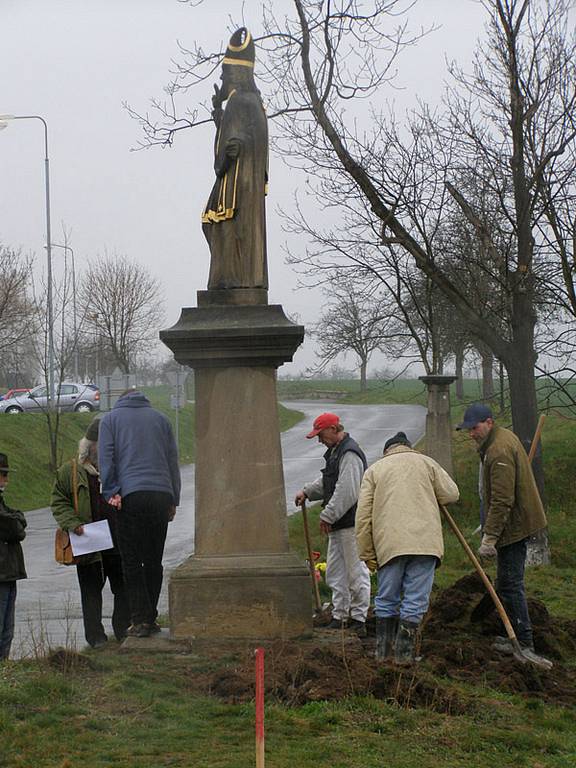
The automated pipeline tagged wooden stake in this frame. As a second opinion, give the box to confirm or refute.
[255,647,265,768]
[301,500,322,612]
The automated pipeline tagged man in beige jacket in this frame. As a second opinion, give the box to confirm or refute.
[356,432,459,662]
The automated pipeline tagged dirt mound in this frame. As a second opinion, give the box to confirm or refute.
[191,574,576,710]
[199,640,471,714]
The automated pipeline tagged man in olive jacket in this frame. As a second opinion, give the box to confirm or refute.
[0,453,26,660]
[457,404,547,653]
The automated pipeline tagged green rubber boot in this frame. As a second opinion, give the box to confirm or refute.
[394,620,419,664]
[375,617,398,661]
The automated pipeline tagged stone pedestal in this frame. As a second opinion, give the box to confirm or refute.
[419,375,458,476]
[160,289,312,641]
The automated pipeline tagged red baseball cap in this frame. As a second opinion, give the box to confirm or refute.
[306,412,340,439]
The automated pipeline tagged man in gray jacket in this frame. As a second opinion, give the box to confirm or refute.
[295,412,371,637]
[0,453,26,660]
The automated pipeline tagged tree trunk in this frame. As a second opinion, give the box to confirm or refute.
[359,359,367,392]
[498,359,506,414]
[454,346,465,400]
[481,348,494,400]
[504,346,549,566]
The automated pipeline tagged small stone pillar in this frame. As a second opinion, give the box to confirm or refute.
[160,288,312,641]
[419,375,458,476]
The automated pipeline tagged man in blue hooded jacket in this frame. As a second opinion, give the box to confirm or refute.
[98,390,181,638]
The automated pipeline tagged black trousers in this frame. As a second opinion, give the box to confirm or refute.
[76,549,131,645]
[115,491,171,625]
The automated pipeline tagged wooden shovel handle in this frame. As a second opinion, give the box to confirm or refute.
[527,414,546,463]
[440,505,522,652]
[301,500,322,612]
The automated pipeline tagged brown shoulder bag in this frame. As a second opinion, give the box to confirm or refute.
[54,459,81,566]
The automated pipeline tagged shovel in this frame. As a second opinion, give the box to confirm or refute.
[471,414,546,623]
[300,500,323,614]
[441,504,553,670]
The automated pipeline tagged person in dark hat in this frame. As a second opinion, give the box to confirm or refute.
[456,403,548,662]
[202,26,269,289]
[51,418,130,648]
[0,453,27,660]
[356,432,459,663]
[295,412,371,637]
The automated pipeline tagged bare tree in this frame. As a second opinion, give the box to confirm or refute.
[80,254,165,374]
[311,278,399,390]
[0,244,33,367]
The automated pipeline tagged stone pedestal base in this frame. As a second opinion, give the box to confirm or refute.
[169,553,312,640]
[161,288,311,642]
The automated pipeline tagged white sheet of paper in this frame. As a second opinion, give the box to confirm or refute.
[69,519,114,556]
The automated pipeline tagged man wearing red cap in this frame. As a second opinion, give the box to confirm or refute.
[295,413,371,636]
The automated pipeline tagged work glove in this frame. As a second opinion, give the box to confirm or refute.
[478,534,498,559]
[365,559,378,573]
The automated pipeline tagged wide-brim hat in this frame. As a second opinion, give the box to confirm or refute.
[0,452,14,473]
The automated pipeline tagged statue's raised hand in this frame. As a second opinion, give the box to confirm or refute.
[211,84,224,126]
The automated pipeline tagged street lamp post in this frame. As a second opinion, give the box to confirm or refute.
[0,114,55,406]
[50,242,78,380]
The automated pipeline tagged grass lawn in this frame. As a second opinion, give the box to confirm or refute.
[1,409,575,766]
[2,651,576,768]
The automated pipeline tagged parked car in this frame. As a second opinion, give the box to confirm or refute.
[0,388,31,401]
[0,382,100,414]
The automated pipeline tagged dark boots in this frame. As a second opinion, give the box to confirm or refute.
[375,616,398,661]
[394,619,419,664]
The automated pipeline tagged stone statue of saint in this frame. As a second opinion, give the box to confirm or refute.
[202,28,269,290]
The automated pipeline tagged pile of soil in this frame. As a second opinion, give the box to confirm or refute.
[190,573,576,711]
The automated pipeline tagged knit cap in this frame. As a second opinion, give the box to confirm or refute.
[383,431,411,453]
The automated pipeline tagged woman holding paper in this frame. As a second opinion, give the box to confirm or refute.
[51,418,130,648]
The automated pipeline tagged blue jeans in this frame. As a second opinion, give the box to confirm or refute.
[0,581,17,660]
[375,555,437,624]
[496,538,533,647]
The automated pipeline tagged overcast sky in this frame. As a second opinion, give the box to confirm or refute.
[0,0,487,375]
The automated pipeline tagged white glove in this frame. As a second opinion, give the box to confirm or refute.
[478,534,498,559]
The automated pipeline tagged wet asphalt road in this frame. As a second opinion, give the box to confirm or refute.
[11,400,425,656]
